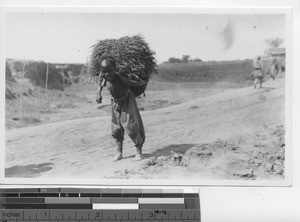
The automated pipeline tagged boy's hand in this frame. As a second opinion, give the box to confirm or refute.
[138,79,146,86]
[96,94,102,104]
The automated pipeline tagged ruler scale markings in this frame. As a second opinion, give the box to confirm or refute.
[19,189,39,193]
[0,188,200,221]
[154,210,168,220]
[76,210,90,220]
[60,193,79,197]
[19,193,39,198]
[38,193,60,198]
[102,189,122,194]
[46,204,93,209]
[122,189,142,193]
[101,220,121,222]
[167,210,182,220]
[141,210,155,220]
[0,189,19,193]
[162,189,183,194]
[5,198,45,204]
[24,210,46,220]
[101,189,122,198]
[167,220,183,222]
[80,220,98,222]
[102,209,115,220]
[45,197,90,204]
[139,204,186,210]
[142,193,183,198]
[2,193,19,198]
[89,210,103,220]
[80,193,101,198]
[128,210,142,220]
[92,198,138,204]
[138,198,185,204]
[182,210,201,220]
[114,210,129,220]
[93,204,139,210]
[39,188,60,193]
[121,193,142,198]
[3,204,46,209]
[60,188,81,193]
[184,193,199,198]
[142,189,162,194]
[185,198,200,209]
[49,210,63,220]
[0,209,24,220]
[141,220,163,222]
[101,193,122,198]
[122,189,143,198]
[61,210,76,220]
[79,189,102,193]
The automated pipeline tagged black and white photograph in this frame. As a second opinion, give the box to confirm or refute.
[2,7,291,185]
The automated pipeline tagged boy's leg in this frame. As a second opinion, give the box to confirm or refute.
[125,112,145,162]
[130,133,144,162]
[122,91,145,161]
[111,109,125,161]
[259,76,263,88]
[254,78,257,89]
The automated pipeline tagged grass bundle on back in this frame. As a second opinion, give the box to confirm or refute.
[88,34,157,86]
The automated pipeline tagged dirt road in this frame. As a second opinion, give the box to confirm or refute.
[5,78,285,180]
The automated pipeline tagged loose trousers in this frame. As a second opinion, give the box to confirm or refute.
[111,90,145,153]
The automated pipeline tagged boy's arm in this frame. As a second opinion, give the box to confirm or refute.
[117,74,146,87]
[96,84,103,104]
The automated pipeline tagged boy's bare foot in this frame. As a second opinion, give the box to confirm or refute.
[132,153,142,162]
[112,152,123,162]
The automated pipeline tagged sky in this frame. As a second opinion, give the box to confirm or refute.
[5,12,286,64]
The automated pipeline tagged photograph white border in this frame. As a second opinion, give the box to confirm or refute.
[0,4,294,187]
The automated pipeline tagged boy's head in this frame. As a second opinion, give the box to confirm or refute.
[99,57,117,82]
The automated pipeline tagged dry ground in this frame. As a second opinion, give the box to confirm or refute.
[5,77,285,181]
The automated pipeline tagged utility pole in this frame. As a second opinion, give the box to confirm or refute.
[20,58,26,121]
[61,67,65,91]
[45,63,49,110]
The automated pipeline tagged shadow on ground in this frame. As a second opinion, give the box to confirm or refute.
[148,144,196,157]
[5,162,53,178]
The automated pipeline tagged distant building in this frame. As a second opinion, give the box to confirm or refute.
[269,48,286,59]
[55,64,68,69]
[269,48,286,71]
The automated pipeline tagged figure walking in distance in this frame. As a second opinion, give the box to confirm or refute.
[270,58,279,80]
[252,56,264,89]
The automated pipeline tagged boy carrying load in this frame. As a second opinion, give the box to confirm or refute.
[96,57,145,162]
[89,35,157,162]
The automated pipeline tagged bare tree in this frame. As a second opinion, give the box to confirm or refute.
[265,37,284,48]
[264,37,284,56]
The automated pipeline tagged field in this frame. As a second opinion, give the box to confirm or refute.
[4,59,285,182]
[155,59,272,83]
[5,59,274,129]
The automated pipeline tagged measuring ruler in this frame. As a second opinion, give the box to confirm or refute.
[0,188,200,221]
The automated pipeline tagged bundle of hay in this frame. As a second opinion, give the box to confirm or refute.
[88,34,157,96]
